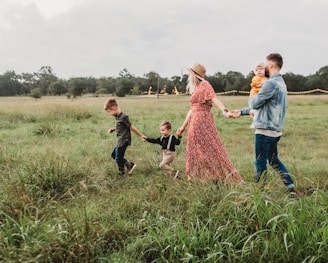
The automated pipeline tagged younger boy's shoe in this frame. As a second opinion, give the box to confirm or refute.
[289,188,300,196]
[174,170,179,179]
[128,162,137,175]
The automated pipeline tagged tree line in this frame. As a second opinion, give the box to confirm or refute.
[1,65,328,98]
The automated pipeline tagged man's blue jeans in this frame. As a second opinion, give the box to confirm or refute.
[254,134,294,189]
[111,142,129,174]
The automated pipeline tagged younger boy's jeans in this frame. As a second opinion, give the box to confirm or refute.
[254,134,294,189]
[111,142,129,173]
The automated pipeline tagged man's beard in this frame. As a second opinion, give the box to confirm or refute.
[265,68,270,78]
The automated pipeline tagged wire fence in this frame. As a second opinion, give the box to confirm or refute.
[216,88,328,96]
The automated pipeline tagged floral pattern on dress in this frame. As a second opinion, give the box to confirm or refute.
[186,81,243,183]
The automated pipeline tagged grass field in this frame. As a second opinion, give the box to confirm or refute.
[0,95,327,262]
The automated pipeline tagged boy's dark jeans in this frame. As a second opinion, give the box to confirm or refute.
[111,142,129,173]
[254,134,294,189]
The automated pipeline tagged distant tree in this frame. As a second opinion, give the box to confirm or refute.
[131,85,141,95]
[68,78,86,97]
[239,71,255,92]
[119,68,133,79]
[116,78,133,97]
[115,69,135,96]
[84,77,97,93]
[304,74,321,91]
[207,72,227,93]
[51,81,68,95]
[133,76,148,93]
[106,77,117,94]
[36,66,58,95]
[223,71,246,92]
[0,71,24,96]
[283,73,307,92]
[21,72,38,94]
[30,88,42,100]
[96,77,109,95]
[144,71,160,94]
[317,66,328,90]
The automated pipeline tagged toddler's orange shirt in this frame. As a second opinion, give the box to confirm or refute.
[250,75,267,98]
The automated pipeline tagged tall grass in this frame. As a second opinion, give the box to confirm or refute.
[0,95,327,262]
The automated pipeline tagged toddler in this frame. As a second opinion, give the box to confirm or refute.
[143,121,181,178]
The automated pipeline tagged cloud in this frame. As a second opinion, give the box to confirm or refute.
[0,0,327,78]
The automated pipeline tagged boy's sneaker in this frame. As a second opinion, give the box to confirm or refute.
[128,162,137,175]
[118,170,125,176]
[174,170,179,179]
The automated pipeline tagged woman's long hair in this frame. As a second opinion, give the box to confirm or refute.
[187,73,202,94]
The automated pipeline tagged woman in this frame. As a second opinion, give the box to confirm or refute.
[177,63,243,183]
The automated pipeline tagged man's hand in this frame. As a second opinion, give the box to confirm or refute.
[226,110,241,118]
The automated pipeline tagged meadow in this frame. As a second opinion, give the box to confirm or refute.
[0,94,327,262]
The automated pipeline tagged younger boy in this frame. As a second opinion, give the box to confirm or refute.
[142,121,181,178]
[104,98,144,176]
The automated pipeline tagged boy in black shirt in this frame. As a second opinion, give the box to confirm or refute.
[142,121,181,178]
[104,98,144,176]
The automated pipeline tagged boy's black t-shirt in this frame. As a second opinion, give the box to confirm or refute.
[115,112,131,147]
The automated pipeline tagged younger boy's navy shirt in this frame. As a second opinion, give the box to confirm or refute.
[146,135,181,151]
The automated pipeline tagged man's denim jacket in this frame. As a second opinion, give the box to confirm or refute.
[240,74,287,132]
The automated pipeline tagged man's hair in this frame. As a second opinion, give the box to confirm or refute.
[160,121,171,130]
[104,98,118,111]
[267,53,283,69]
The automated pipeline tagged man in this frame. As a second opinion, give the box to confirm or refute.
[229,53,298,194]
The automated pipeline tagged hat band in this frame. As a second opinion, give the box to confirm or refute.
[190,68,204,78]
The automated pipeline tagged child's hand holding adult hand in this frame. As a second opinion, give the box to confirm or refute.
[108,128,115,134]
[176,127,184,137]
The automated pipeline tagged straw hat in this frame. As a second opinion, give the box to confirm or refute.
[188,63,206,80]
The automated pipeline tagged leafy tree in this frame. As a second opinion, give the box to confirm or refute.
[304,74,321,91]
[283,73,307,92]
[0,71,24,96]
[106,77,117,94]
[207,72,227,93]
[21,72,38,94]
[83,77,97,93]
[317,66,328,90]
[223,71,246,92]
[144,71,161,95]
[131,85,141,95]
[116,78,133,97]
[36,66,58,95]
[96,77,109,95]
[133,76,149,94]
[51,81,68,96]
[68,78,86,97]
[30,88,42,100]
[119,68,133,79]
[115,69,135,96]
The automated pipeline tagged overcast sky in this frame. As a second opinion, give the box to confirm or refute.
[1,0,327,79]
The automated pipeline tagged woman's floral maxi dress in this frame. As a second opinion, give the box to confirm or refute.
[186,81,243,183]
